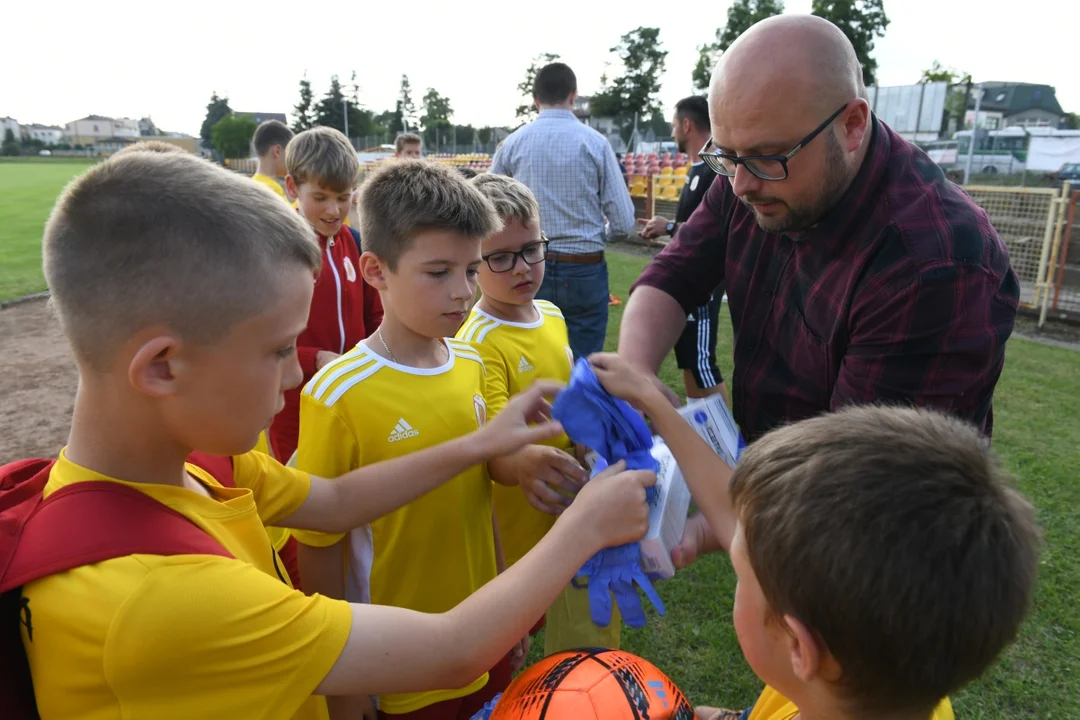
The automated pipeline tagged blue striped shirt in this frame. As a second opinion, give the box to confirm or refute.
[491,109,635,255]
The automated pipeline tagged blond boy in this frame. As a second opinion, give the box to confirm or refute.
[17,150,654,720]
[394,132,423,159]
[457,174,621,654]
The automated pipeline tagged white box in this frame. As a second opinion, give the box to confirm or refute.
[637,442,691,580]
[677,394,744,469]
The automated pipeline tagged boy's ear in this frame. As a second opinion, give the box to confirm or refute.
[284,175,299,200]
[781,614,835,683]
[359,251,389,290]
[128,332,182,398]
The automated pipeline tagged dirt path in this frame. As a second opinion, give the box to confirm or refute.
[0,298,77,461]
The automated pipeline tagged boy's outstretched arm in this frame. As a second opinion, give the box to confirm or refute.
[315,463,655,697]
[281,381,566,534]
[590,353,739,552]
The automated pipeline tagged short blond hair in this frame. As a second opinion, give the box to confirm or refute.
[394,133,422,154]
[469,174,541,230]
[111,140,188,157]
[358,159,500,270]
[286,126,359,193]
[43,152,320,370]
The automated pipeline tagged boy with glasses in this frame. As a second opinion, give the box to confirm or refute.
[458,174,620,656]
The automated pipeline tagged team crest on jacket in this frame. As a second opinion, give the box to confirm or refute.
[343,256,357,283]
[473,394,487,428]
[690,174,700,192]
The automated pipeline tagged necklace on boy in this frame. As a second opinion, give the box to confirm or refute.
[377,330,449,366]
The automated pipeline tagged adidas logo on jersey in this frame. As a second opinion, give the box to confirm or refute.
[388,418,420,443]
[517,356,535,373]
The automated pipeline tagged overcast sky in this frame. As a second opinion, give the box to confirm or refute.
[3,0,1075,136]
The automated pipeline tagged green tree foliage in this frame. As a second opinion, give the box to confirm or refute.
[199,92,232,151]
[591,27,668,121]
[693,0,784,91]
[811,0,890,87]
[211,115,257,159]
[293,75,315,132]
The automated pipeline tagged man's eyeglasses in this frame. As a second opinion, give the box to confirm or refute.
[481,237,549,273]
[699,103,849,181]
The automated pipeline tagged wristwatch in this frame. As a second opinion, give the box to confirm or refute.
[665,221,676,236]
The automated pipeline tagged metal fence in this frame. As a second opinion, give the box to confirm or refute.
[628,173,1077,325]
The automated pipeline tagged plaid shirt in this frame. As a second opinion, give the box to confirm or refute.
[633,117,1018,441]
[492,109,635,255]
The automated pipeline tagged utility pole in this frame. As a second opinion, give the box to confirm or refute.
[963,83,981,185]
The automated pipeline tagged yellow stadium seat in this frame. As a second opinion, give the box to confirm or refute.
[656,176,672,186]
[660,167,673,176]
[674,166,688,177]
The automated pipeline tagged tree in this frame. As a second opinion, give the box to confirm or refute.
[1,129,19,156]
[211,115,257,159]
[199,92,232,151]
[920,60,961,85]
[590,27,668,124]
[314,75,350,134]
[421,88,454,130]
[515,52,562,121]
[1063,112,1079,130]
[389,75,418,134]
[693,0,784,91]
[293,75,315,132]
[811,0,890,87]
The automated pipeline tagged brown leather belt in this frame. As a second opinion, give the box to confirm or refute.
[545,251,605,265]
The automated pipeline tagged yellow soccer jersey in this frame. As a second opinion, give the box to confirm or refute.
[251,172,287,200]
[457,299,575,567]
[295,338,502,714]
[23,450,351,720]
[747,686,954,720]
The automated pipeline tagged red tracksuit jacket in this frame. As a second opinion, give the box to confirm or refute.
[269,225,382,460]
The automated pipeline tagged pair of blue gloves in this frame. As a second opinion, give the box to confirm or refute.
[550,359,665,629]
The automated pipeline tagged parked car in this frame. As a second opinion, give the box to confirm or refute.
[1057,162,1080,188]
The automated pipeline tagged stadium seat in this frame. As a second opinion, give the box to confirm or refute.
[656,176,672,186]
[660,167,673,176]
[674,166,688,177]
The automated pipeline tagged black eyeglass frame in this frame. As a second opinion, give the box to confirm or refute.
[480,236,550,273]
[699,103,850,181]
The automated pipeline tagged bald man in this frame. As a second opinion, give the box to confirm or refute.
[619,16,1017,563]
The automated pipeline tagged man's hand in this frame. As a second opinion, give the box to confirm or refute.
[511,445,587,515]
[510,635,530,673]
[315,350,340,370]
[671,512,717,569]
[479,381,566,458]
[637,215,670,240]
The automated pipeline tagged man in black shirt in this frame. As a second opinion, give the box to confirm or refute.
[638,95,728,403]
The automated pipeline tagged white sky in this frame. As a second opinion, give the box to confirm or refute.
[3,0,1076,136]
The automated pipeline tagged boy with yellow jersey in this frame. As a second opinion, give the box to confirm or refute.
[296,161,582,720]
[17,151,655,720]
[251,119,293,200]
[456,174,620,655]
[589,354,1040,720]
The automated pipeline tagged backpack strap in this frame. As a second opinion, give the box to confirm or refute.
[2,482,231,593]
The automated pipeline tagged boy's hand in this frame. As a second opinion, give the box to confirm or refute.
[480,381,566,457]
[564,461,655,549]
[588,353,667,412]
[510,635,530,673]
[515,445,587,515]
[315,350,341,370]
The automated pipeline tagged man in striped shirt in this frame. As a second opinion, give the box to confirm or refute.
[491,62,635,359]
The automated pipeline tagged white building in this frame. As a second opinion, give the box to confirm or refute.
[23,123,65,145]
[1,116,20,141]
[64,115,140,146]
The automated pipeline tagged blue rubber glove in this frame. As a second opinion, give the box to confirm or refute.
[575,543,665,628]
[470,693,502,720]
[552,359,665,628]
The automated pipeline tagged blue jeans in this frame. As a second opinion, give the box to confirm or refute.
[537,259,609,360]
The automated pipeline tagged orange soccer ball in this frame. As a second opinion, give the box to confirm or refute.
[489,648,694,719]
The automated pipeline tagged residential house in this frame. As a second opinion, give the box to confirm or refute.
[965,83,1065,130]
[23,123,65,145]
[235,111,287,126]
[64,115,140,146]
[1,116,20,142]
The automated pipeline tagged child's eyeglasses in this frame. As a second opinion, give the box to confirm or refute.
[481,237,549,273]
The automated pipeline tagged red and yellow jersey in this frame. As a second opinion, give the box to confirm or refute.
[457,300,574,566]
[294,339,503,714]
[22,450,350,720]
[747,686,954,720]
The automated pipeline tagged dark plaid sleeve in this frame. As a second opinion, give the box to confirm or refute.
[833,255,1019,433]
[631,177,729,312]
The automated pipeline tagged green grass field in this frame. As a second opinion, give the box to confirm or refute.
[0,160,1076,716]
[0,158,95,300]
